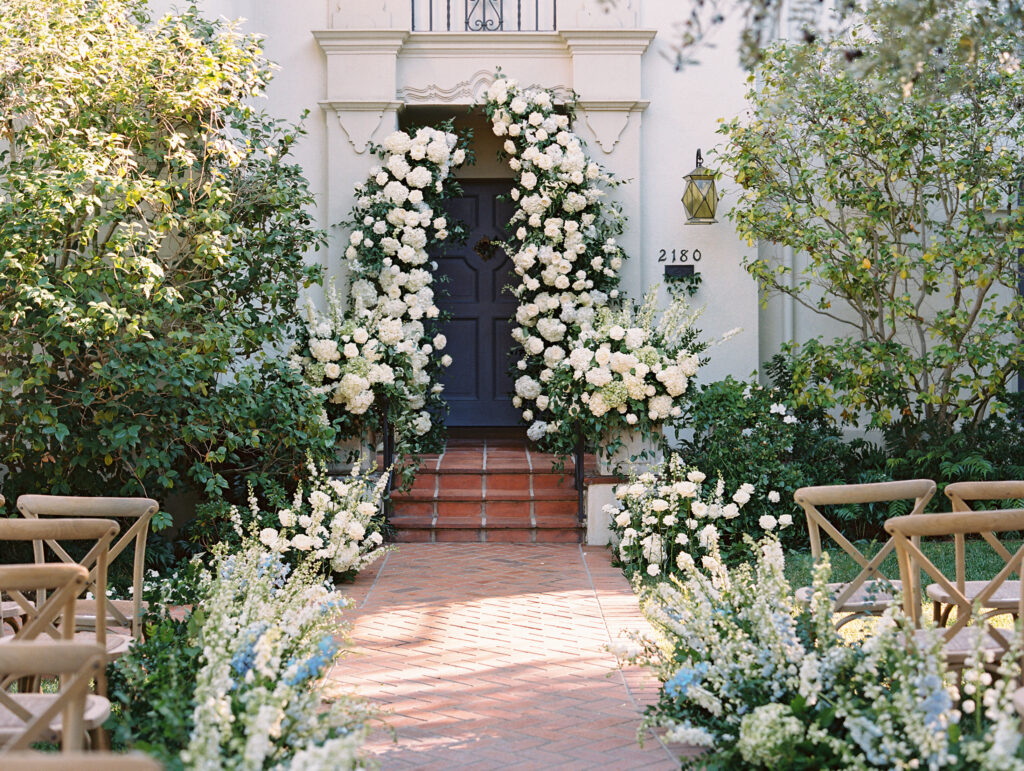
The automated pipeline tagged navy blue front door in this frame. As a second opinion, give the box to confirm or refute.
[436,180,520,426]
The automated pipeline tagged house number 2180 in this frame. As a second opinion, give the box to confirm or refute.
[658,248,702,263]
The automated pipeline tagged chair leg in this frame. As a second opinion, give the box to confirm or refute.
[93,666,110,750]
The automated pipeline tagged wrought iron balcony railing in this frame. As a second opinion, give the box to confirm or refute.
[411,0,557,32]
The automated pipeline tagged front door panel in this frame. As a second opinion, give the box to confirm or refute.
[436,180,519,426]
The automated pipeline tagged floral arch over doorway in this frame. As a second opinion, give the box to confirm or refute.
[292,126,469,461]
[295,73,703,470]
[481,75,704,461]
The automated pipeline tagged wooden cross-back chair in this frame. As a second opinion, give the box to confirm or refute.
[17,495,157,646]
[0,564,87,643]
[886,508,1024,668]
[793,479,936,626]
[0,641,110,754]
[0,494,17,635]
[0,518,118,650]
[926,481,1024,625]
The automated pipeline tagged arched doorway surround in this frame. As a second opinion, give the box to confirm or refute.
[313,29,654,303]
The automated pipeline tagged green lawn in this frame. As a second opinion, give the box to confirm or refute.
[784,538,1022,590]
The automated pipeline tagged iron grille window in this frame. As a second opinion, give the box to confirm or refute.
[411,0,557,31]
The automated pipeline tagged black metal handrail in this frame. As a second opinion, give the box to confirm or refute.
[574,430,585,525]
[412,0,557,31]
[380,412,396,518]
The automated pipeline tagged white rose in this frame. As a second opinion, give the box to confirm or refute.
[759,515,777,531]
[259,528,279,548]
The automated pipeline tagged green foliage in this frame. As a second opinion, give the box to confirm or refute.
[876,392,1024,504]
[676,356,873,547]
[0,0,331,504]
[717,10,1024,444]
[107,609,202,770]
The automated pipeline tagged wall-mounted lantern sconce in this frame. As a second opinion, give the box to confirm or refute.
[682,149,718,224]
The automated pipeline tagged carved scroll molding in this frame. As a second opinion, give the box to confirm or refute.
[399,69,573,105]
[578,100,649,153]
[321,100,402,153]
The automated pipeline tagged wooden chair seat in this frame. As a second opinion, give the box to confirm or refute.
[73,597,149,628]
[0,694,110,740]
[926,580,1020,610]
[795,580,900,612]
[0,632,131,657]
[1,752,162,770]
[74,630,133,658]
[912,627,1007,666]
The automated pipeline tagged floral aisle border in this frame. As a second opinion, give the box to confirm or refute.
[481,75,706,461]
[293,126,467,463]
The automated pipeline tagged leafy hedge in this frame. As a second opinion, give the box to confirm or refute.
[0,0,333,506]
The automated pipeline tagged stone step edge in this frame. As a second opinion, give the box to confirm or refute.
[393,490,578,502]
[401,468,581,475]
[394,533,583,544]
[389,518,581,528]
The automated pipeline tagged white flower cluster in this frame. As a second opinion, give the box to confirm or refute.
[253,458,390,575]
[183,544,371,770]
[517,289,707,456]
[607,454,782,578]
[483,75,628,432]
[613,536,1024,769]
[296,127,464,448]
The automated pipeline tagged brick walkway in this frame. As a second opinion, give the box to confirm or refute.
[324,544,676,770]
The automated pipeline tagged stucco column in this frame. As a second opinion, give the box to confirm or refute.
[314,30,407,282]
[561,30,654,303]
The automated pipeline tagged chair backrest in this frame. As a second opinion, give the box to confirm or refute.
[0,641,106,753]
[943,481,1024,597]
[885,508,1024,655]
[17,496,155,638]
[0,564,88,642]
[794,479,936,610]
[0,518,118,650]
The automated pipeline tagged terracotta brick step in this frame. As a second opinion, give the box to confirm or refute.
[392,489,578,503]
[408,472,575,487]
[393,527,582,544]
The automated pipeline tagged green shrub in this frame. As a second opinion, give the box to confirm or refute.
[717,7,1024,443]
[0,0,330,506]
[676,357,875,547]
[107,611,201,770]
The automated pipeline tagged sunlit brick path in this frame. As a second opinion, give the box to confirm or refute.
[324,544,677,770]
